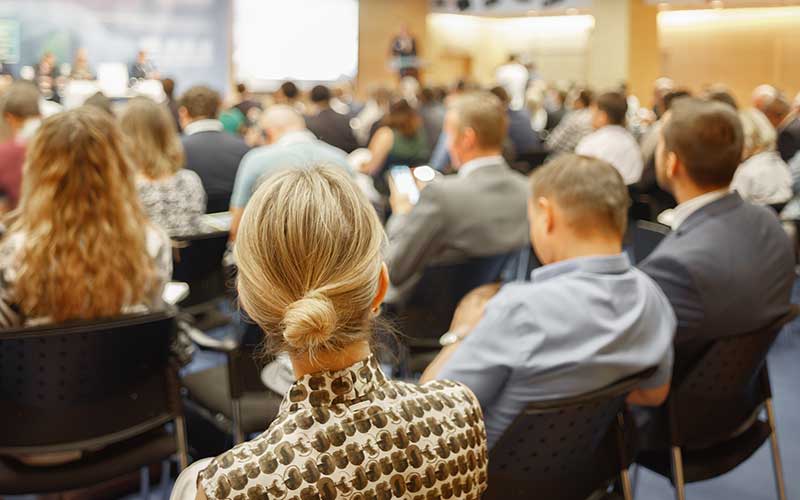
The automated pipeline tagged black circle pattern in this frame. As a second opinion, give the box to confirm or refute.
[199,356,488,499]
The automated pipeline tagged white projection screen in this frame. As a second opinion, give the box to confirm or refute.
[233,0,359,90]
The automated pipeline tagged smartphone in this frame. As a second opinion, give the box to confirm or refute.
[388,165,420,204]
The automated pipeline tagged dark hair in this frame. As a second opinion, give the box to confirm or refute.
[84,92,113,116]
[663,90,691,112]
[595,92,627,126]
[179,85,221,119]
[576,89,594,108]
[161,78,175,99]
[236,82,247,94]
[418,87,435,105]
[489,86,510,106]
[280,81,299,100]
[662,97,743,189]
[310,85,331,104]
[706,90,739,110]
[381,99,420,137]
[2,81,40,119]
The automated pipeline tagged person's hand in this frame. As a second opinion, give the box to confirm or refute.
[387,174,414,215]
[449,282,502,336]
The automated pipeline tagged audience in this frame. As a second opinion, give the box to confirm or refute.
[179,85,250,214]
[384,92,529,302]
[422,154,676,448]
[640,98,794,349]
[778,99,800,163]
[161,77,182,133]
[305,84,359,153]
[229,105,350,239]
[490,85,543,157]
[352,85,392,146]
[544,87,568,131]
[495,54,529,111]
[418,86,446,153]
[232,82,262,119]
[172,165,489,500]
[0,81,40,211]
[0,106,171,330]
[120,97,206,237]
[576,91,643,185]
[731,108,792,206]
[274,80,304,113]
[545,88,594,154]
[83,91,113,116]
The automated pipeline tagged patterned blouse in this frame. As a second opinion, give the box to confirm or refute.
[187,356,489,500]
[137,169,207,238]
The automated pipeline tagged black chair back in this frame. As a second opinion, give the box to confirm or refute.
[486,369,654,500]
[401,252,514,341]
[172,231,230,308]
[667,310,795,449]
[0,312,179,454]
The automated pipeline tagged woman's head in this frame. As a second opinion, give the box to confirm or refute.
[234,165,388,358]
[382,99,420,138]
[11,105,155,321]
[119,96,184,179]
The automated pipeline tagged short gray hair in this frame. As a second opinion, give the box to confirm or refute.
[531,154,630,236]
[261,104,306,132]
[739,108,776,154]
[448,91,507,150]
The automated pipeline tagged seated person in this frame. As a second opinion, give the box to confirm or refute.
[489,86,544,157]
[0,81,41,211]
[172,165,489,500]
[730,108,792,206]
[305,84,359,153]
[641,98,795,348]
[576,91,643,185]
[385,91,530,303]
[422,154,676,449]
[229,105,351,239]
[120,97,207,237]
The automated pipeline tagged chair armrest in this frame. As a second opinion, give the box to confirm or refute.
[178,319,238,353]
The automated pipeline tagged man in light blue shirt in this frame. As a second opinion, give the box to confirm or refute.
[422,154,676,448]
[229,105,351,238]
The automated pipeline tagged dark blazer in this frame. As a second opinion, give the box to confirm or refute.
[181,130,250,213]
[385,161,531,294]
[305,108,359,153]
[640,193,794,349]
[777,116,800,163]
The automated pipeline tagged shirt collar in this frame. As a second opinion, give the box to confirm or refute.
[183,119,223,136]
[532,253,632,283]
[457,155,504,178]
[280,355,388,413]
[669,188,729,230]
[277,130,318,146]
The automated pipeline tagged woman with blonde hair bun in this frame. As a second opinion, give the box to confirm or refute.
[0,105,171,327]
[172,164,488,500]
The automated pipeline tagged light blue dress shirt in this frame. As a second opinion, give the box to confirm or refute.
[437,253,676,449]
[230,131,352,208]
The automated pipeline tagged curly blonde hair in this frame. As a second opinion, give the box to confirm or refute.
[119,96,184,179]
[7,106,157,322]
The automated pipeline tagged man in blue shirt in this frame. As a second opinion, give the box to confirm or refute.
[229,105,351,239]
[422,154,676,448]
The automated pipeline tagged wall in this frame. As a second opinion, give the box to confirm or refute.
[658,6,800,106]
[357,0,429,97]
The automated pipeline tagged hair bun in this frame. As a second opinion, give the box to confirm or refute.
[282,290,338,350]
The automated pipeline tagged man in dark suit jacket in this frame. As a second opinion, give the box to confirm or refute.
[385,91,530,302]
[640,97,794,354]
[179,86,250,213]
[305,85,359,154]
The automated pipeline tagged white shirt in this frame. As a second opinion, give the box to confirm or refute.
[730,151,793,206]
[662,188,730,230]
[457,155,504,178]
[183,119,223,136]
[575,125,643,185]
[495,62,529,111]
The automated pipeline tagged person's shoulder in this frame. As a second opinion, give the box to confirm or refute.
[416,378,485,414]
[239,144,279,170]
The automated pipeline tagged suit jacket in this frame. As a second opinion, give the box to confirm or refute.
[777,115,800,163]
[640,193,794,350]
[305,108,359,153]
[181,131,250,213]
[385,161,530,295]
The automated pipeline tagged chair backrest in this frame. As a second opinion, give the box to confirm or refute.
[230,320,275,399]
[0,312,179,454]
[172,231,230,307]
[486,369,654,500]
[668,308,797,448]
[402,252,514,340]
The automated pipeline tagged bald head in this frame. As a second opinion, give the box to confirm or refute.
[261,104,306,143]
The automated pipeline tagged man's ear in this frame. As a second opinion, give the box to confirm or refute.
[537,197,554,233]
[666,151,679,181]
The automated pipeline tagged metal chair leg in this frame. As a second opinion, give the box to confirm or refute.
[232,398,245,444]
[619,466,634,500]
[140,466,151,500]
[174,415,190,471]
[765,398,788,500]
[670,446,686,500]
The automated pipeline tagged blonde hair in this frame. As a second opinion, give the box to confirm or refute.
[739,108,777,156]
[8,106,156,322]
[448,91,508,150]
[234,165,386,357]
[119,96,184,179]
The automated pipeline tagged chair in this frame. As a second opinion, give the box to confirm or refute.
[172,231,231,313]
[636,307,798,500]
[0,312,188,495]
[181,320,282,445]
[485,369,656,500]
